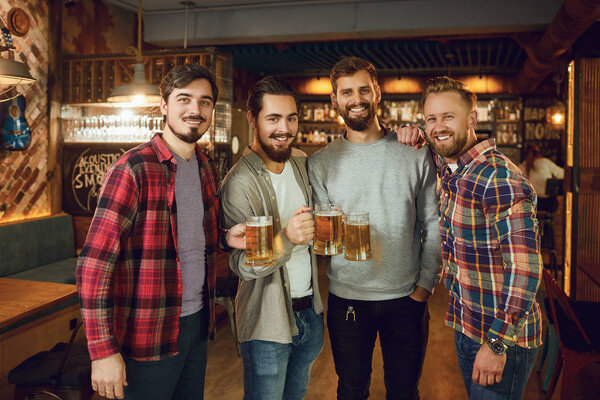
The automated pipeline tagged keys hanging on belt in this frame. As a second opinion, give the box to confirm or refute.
[345,305,356,321]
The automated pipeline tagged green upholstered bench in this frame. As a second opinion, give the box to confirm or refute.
[0,214,78,285]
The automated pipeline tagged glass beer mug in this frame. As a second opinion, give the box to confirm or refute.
[245,216,275,266]
[313,204,344,256]
[344,212,372,261]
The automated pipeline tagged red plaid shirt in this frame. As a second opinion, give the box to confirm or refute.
[77,133,219,361]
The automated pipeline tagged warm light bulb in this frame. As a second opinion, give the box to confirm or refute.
[132,94,146,105]
[337,115,345,125]
[552,112,564,125]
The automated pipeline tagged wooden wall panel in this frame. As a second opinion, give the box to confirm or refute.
[574,58,600,300]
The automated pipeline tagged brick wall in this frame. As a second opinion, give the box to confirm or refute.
[0,0,49,222]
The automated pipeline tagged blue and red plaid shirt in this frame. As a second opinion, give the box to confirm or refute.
[436,139,543,349]
[76,133,219,361]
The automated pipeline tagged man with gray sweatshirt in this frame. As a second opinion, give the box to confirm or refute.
[308,57,441,400]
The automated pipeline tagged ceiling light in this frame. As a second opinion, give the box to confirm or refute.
[107,0,160,106]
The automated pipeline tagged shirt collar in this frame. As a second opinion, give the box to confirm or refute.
[241,146,267,172]
[457,138,496,167]
[439,138,496,170]
[150,132,208,165]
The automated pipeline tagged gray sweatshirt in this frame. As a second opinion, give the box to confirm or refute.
[308,130,442,300]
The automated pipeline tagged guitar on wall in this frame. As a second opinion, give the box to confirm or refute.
[0,27,31,151]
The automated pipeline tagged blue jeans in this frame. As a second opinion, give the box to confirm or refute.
[241,308,324,400]
[124,307,209,400]
[454,331,539,400]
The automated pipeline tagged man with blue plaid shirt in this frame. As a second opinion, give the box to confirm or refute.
[398,76,543,400]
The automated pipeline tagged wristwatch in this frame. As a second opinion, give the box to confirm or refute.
[486,337,509,355]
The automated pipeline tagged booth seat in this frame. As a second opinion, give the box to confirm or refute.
[0,213,78,285]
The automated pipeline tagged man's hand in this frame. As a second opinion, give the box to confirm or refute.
[284,206,314,245]
[397,125,426,149]
[226,223,246,250]
[91,353,127,399]
[472,344,507,386]
[409,285,431,302]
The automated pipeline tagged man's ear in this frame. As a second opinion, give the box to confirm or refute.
[469,109,478,130]
[247,111,256,129]
[330,91,338,109]
[375,84,382,104]
[160,97,168,117]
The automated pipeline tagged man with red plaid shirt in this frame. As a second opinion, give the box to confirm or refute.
[398,77,543,400]
[77,64,241,400]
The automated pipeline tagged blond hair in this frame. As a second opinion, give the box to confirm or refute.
[421,76,476,111]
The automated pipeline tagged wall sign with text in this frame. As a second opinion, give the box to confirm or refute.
[62,144,135,215]
[522,97,564,165]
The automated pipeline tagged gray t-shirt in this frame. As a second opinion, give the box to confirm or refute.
[308,130,442,301]
[173,151,205,316]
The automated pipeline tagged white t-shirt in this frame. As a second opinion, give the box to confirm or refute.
[268,162,313,298]
[518,157,564,198]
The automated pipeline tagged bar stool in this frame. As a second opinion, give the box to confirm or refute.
[538,178,562,277]
[8,321,92,400]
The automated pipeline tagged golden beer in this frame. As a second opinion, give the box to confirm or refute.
[245,216,275,266]
[344,212,372,261]
[313,204,343,255]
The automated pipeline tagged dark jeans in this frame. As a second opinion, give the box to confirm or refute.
[327,293,429,400]
[124,307,209,400]
[454,331,539,400]
[241,308,324,400]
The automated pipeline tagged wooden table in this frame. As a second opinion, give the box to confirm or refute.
[0,278,78,330]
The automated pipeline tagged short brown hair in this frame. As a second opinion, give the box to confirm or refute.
[421,76,476,111]
[160,63,219,104]
[247,76,299,119]
[330,57,378,94]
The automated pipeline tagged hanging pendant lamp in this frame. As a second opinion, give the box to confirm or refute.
[107,0,160,105]
[0,23,35,102]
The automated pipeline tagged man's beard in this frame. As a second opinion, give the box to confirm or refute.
[167,115,207,143]
[258,131,294,163]
[338,101,376,131]
[425,128,469,160]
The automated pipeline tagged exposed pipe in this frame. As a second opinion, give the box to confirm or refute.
[513,0,600,93]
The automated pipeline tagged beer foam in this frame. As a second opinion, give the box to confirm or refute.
[346,222,369,226]
[246,221,272,227]
[315,211,342,217]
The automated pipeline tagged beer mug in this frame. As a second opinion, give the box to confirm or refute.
[313,204,343,256]
[245,216,275,266]
[344,212,372,261]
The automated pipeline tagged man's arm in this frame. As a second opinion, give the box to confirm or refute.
[76,164,138,398]
[220,174,311,280]
[412,148,442,300]
[473,167,543,386]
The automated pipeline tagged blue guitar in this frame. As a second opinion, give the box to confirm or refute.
[0,28,31,151]
[1,95,32,150]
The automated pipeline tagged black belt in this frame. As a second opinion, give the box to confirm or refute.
[292,295,312,312]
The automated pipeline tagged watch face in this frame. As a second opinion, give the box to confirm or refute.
[488,339,508,355]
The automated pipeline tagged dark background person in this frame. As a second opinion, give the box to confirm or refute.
[518,144,564,212]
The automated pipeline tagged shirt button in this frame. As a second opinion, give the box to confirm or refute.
[276,218,280,223]
[443,241,447,245]
[445,192,449,198]
[513,335,518,340]
[265,177,270,181]
[271,195,275,200]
